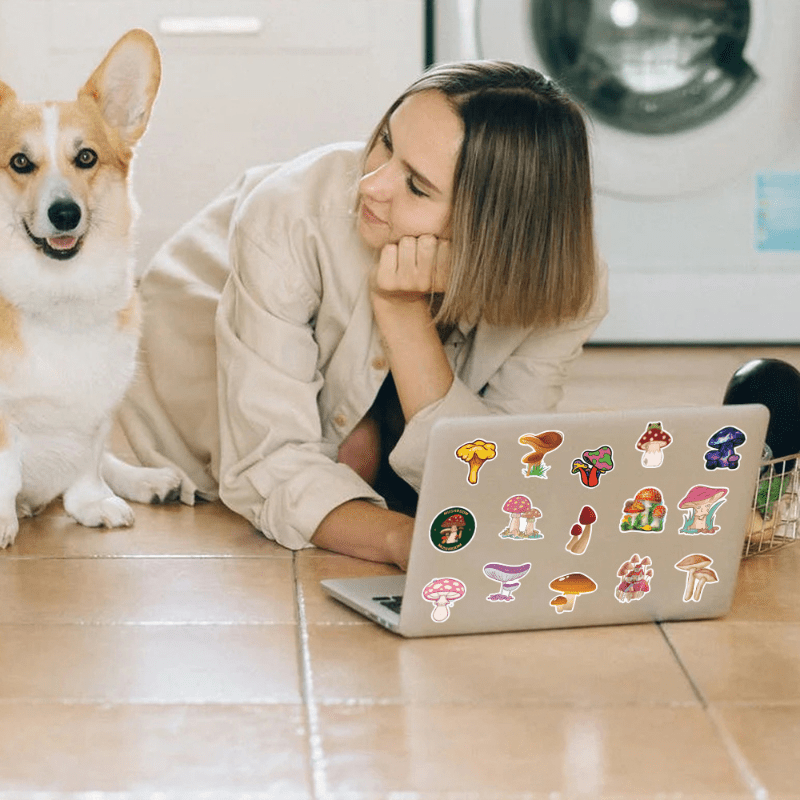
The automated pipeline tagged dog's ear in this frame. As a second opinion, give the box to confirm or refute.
[79,29,161,147]
[0,80,17,109]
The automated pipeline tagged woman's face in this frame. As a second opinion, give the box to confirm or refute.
[357,90,463,251]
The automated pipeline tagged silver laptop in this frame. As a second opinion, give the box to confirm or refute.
[322,404,768,637]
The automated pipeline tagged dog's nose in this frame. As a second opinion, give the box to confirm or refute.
[48,200,81,232]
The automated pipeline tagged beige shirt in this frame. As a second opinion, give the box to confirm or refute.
[120,142,608,550]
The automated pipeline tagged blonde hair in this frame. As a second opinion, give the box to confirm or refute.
[365,61,597,328]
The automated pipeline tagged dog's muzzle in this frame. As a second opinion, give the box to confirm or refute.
[24,199,85,261]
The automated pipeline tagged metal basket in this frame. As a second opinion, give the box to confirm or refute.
[744,453,800,556]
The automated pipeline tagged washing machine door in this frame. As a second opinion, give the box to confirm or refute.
[471,0,800,199]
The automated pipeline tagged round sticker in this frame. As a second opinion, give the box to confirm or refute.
[429,506,476,552]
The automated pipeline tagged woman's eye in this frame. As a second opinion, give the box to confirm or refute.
[407,175,428,198]
[9,153,35,174]
[380,129,392,151]
[75,148,98,169]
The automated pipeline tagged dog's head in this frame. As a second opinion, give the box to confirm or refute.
[0,29,160,267]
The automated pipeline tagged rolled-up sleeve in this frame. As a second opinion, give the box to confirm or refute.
[215,213,384,550]
[390,260,609,489]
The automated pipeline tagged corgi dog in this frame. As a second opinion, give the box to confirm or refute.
[0,29,181,547]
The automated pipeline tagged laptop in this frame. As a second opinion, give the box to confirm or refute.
[322,404,768,637]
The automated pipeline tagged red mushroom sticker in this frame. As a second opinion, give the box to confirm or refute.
[675,554,719,602]
[615,554,654,603]
[635,422,673,468]
[565,505,597,555]
[421,577,467,622]
[519,430,564,478]
[619,487,667,532]
[483,562,531,602]
[678,485,728,534]
[548,572,597,612]
[499,495,543,540]
[571,445,614,488]
[428,506,476,553]
[455,439,497,485]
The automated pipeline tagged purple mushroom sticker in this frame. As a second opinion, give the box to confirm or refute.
[704,426,746,470]
[571,445,614,487]
[483,562,531,602]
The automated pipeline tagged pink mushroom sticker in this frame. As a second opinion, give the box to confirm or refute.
[678,485,728,535]
[483,562,531,602]
[421,577,467,622]
[499,495,543,540]
[615,554,654,603]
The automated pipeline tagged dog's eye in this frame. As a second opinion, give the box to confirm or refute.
[75,148,98,169]
[9,153,35,174]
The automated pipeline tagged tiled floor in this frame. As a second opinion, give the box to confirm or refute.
[2,345,800,799]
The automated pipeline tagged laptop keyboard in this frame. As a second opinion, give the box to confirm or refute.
[372,595,403,614]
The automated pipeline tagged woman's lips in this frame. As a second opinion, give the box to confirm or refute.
[360,202,387,226]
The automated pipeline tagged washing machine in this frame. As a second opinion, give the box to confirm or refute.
[434,0,800,342]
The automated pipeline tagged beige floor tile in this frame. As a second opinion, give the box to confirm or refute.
[0,557,296,624]
[729,545,800,623]
[0,702,312,795]
[318,703,750,797]
[296,551,403,625]
[715,704,800,799]
[0,624,301,703]
[307,622,698,706]
[663,620,800,703]
[7,500,287,558]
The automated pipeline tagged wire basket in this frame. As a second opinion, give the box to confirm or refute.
[744,452,800,556]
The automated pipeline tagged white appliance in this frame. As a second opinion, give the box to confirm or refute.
[434,0,800,342]
[0,0,424,267]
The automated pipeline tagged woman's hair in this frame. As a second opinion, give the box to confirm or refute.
[365,61,597,329]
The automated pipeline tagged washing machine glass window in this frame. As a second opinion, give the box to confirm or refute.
[532,0,756,135]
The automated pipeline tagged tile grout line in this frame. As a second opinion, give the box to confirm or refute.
[293,552,329,800]
[657,623,768,800]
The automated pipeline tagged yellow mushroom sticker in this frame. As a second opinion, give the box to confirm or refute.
[455,439,497,485]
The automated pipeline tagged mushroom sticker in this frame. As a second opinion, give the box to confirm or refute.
[571,445,614,488]
[483,562,531,602]
[615,554,653,603]
[704,426,746,471]
[565,505,597,555]
[499,495,543,540]
[635,422,673,468]
[619,487,667,532]
[674,554,719,602]
[519,430,563,478]
[548,572,597,612]
[421,577,467,622]
[428,506,476,553]
[455,439,497,485]
[678,485,728,534]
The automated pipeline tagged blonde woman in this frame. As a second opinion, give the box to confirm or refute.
[119,61,607,569]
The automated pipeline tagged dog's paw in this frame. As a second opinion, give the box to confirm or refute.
[102,455,182,505]
[0,515,19,548]
[133,466,182,505]
[69,495,135,529]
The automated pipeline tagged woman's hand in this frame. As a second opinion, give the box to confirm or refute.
[370,234,450,300]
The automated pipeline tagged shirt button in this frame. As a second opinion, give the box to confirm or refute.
[371,356,387,371]
[334,414,348,427]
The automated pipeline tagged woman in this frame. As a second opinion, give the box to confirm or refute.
[119,61,608,569]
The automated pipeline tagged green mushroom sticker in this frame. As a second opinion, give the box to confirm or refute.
[429,506,476,552]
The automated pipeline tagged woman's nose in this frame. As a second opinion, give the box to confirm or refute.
[359,161,393,202]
